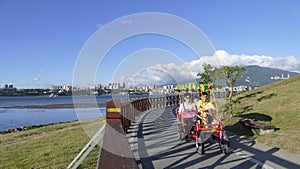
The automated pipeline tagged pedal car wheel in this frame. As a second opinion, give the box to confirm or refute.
[177,131,182,141]
[223,141,230,154]
[195,143,199,152]
[219,140,230,154]
[184,135,191,142]
[201,142,205,155]
[196,143,204,154]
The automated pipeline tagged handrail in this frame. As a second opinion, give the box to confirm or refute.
[67,123,106,169]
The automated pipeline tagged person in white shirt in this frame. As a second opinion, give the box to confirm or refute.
[178,93,196,135]
[178,94,196,113]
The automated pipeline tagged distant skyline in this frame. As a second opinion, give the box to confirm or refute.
[1,0,300,88]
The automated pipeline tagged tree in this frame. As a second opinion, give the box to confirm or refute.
[197,64,224,89]
[220,66,246,116]
[197,64,216,84]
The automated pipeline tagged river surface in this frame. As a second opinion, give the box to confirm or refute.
[0,95,150,131]
[0,95,113,107]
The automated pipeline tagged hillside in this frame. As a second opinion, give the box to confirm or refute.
[224,74,300,154]
[236,65,299,87]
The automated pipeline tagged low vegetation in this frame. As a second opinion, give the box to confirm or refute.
[0,117,105,168]
[224,74,300,154]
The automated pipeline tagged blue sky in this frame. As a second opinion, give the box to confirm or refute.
[1,0,300,88]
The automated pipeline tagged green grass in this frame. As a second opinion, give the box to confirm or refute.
[224,74,300,154]
[0,117,105,169]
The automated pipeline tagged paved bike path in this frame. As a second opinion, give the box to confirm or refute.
[127,106,300,169]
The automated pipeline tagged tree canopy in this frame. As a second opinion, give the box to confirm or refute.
[198,64,246,116]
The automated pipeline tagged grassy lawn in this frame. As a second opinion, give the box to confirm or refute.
[0,117,105,169]
[224,74,300,154]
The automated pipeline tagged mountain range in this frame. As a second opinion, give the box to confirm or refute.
[236,65,299,87]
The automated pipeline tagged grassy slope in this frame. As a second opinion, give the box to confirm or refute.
[224,74,300,154]
[0,117,105,169]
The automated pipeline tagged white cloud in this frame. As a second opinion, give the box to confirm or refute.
[121,50,300,86]
[126,67,178,86]
[33,77,39,82]
[30,69,52,88]
[212,50,300,72]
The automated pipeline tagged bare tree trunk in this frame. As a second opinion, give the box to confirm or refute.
[226,79,234,116]
[229,84,233,116]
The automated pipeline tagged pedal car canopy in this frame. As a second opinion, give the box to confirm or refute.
[175,83,211,92]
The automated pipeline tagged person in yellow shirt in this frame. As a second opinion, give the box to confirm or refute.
[197,92,216,124]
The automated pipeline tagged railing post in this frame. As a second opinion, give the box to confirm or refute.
[106,99,122,124]
[98,99,138,169]
[150,98,154,109]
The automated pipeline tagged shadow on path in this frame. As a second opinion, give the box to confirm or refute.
[129,106,300,169]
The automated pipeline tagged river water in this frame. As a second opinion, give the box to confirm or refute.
[0,95,149,131]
